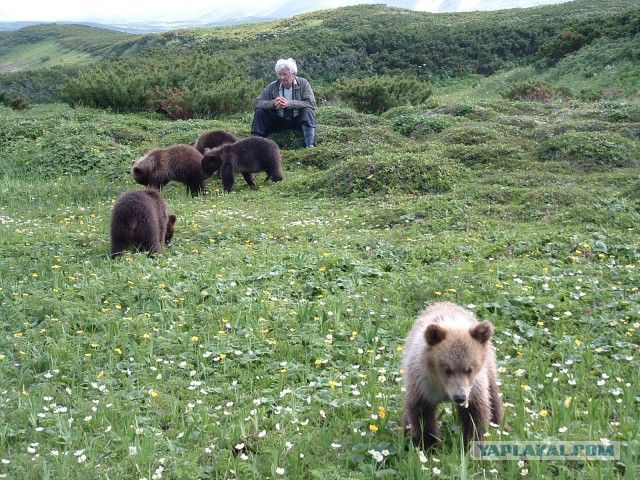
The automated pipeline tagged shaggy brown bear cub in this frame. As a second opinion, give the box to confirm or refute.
[110,189,176,259]
[194,130,238,154]
[131,144,206,196]
[201,136,283,192]
[402,302,503,448]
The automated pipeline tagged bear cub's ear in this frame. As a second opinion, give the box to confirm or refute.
[425,324,447,346]
[469,321,494,344]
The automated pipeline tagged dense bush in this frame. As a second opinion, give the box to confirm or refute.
[501,80,571,101]
[0,91,29,110]
[296,151,457,197]
[536,6,640,66]
[316,106,378,128]
[61,55,263,118]
[385,108,458,138]
[445,143,528,167]
[61,62,151,110]
[188,78,264,118]
[333,76,432,114]
[532,119,619,139]
[0,67,74,103]
[536,130,638,170]
[286,145,351,170]
[439,122,516,146]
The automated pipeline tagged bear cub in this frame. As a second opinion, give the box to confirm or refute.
[131,144,206,196]
[201,136,283,192]
[402,302,503,448]
[194,130,238,154]
[110,189,176,259]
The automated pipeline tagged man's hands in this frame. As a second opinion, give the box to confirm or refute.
[274,96,290,110]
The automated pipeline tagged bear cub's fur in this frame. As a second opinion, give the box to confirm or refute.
[131,144,206,196]
[201,136,283,192]
[194,130,238,154]
[110,189,176,259]
[402,302,503,448]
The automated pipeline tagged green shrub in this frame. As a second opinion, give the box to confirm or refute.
[388,112,456,138]
[190,79,264,119]
[601,101,640,123]
[430,102,477,117]
[0,91,29,110]
[445,143,528,167]
[531,119,619,141]
[151,86,194,120]
[295,151,457,197]
[333,76,432,114]
[536,130,638,170]
[61,55,261,118]
[316,106,377,128]
[502,80,570,101]
[62,62,151,111]
[286,146,351,170]
[440,123,503,146]
[0,66,75,103]
[269,130,305,150]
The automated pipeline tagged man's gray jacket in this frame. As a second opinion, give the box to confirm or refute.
[252,77,316,116]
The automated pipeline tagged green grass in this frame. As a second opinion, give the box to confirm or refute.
[0,41,95,73]
[0,94,638,479]
[0,24,138,73]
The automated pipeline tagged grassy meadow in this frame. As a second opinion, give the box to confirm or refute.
[0,83,639,479]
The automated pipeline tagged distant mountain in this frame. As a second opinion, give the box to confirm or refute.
[0,21,41,32]
[0,0,571,33]
[193,0,421,27]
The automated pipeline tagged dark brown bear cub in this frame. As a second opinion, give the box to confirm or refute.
[131,144,206,196]
[402,302,503,448]
[201,136,283,192]
[194,130,238,154]
[110,189,176,259]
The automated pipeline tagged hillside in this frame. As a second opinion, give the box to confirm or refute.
[0,1,573,34]
[0,24,139,73]
[0,1,637,75]
[0,0,640,118]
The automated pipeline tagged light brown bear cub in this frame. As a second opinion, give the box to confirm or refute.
[110,189,176,259]
[201,136,283,192]
[131,144,206,196]
[402,302,503,448]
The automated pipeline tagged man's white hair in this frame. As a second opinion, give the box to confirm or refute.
[275,58,298,75]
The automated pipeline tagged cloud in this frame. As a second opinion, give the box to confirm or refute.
[0,1,263,22]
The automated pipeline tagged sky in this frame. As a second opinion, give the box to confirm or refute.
[0,0,568,23]
[0,1,258,22]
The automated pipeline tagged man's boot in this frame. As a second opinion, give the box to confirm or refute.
[302,126,315,148]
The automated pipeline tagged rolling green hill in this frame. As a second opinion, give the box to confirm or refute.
[0,24,140,72]
[0,0,638,110]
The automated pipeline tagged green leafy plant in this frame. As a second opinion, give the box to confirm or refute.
[502,80,571,101]
[536,130,638,170]
[298,150,457,197]
[0,91,29,110]
[333,76,432,114]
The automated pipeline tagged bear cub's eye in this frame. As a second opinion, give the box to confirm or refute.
[465,368,473,375]
[444,367,454,376]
